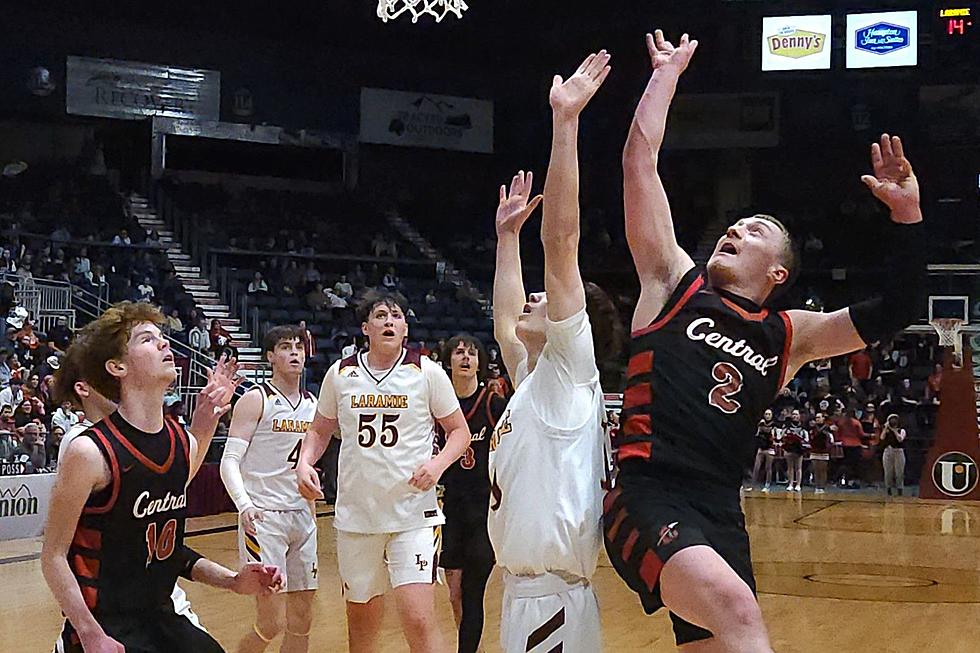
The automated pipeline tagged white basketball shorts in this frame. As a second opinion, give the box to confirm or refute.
[336,526,438,603]
[500,572,601,653]
[239,508,319,592]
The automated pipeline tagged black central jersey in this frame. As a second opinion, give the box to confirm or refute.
[616,267,793,490]
[67,411,191,619]
[435,384,506,501]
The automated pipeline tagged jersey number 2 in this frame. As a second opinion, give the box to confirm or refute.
[145,519,177,566]
[708,362,743,414]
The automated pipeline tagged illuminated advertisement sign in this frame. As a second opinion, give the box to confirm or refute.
[761,15,832,70]
[846,11,919,68]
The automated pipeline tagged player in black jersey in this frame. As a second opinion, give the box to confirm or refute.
[604,31,928,651]
[436,333,507,653]
[41,303,282,653]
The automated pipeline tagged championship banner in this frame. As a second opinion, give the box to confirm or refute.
[0,473,56,540]
[359,87,493,153]
[66,56,221,121]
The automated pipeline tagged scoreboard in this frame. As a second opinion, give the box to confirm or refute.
[938,5,975,37]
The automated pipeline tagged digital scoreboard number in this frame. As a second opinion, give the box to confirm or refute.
[938,6,975,37]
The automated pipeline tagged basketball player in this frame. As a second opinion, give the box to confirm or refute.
[437,334,507,653]
[488,49,622,653]
[296,291,471,653]
[41,302,282,653]
[51,333,207,637]
[221,325,319,653]
[604,31,927,651]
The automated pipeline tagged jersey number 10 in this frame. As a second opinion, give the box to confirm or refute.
[145,519,177,566]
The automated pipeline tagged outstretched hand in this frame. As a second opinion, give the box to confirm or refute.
[549,50,612,119]
[646,30,698,74]
[495,170,543,236]
[860,133,922,224]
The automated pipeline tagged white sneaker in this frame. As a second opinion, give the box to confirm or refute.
[794,485,802,492]
[761,485,770,493]
[815,488,826,494]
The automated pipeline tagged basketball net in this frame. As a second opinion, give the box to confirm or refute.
[377,0,468,23]
[932,318,965,367]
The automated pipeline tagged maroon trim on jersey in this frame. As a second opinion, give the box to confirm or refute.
[777,311,795,389]
[632,274,706,337]
[626,351,654,379]
[339,354,357,368]
[624,383,652,409]
[639,549,665,592]
[82,428,121,515]
[622,413,652,437]
[72,525,102,552]
[167,418,190,468]
[622,528,640,561]
[402,348,422,367]
[71,551,101,580]
[103,415,176,475]
[606,507,628,541]
[720,296,770,322]
[463,386,489,421]
[618,440,653,461]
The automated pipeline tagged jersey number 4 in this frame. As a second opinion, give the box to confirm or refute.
[358,413,400,448]
[287,440,303,469]
[708,362,743,414]
[145,519,177,566]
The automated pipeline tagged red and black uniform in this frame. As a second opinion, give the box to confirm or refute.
[604,267,793,646]
[435,382,506,653]
[58,411,222,653]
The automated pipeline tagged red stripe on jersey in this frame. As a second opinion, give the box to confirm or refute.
[72,552,101,580]
[81,585,98,610]
[639,549,665,592]
[103,416,175,475]
[632,275,705,337]
[72,526,102,551]
[622,414,652,437]
[464,387,488,421]
[167,418,190,467]
[777,311,794,389]
[720,297,770,322]
[618,441,652,461]
[606,508,628,541]
[83,429,120,515]
[624,383,652,409]
[602,488,621,515]
[622,528,640,561]
[626,351,654,378]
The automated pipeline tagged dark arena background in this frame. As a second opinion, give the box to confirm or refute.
[1,1,979,651]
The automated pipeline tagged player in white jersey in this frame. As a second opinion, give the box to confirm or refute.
[489,50,623,653]
[221,325,319,653]
[297,290,471,653]
[50,332,207,639]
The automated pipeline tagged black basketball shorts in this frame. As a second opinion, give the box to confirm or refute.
[58,608,224,653]
[439,491,494,571]
[602,474,756,646]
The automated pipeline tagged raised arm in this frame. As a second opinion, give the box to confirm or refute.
[493,171,543,383]
[625,31,698,329]
[187,354,241,481]
[542,50,611,321]
[783,134,926,381]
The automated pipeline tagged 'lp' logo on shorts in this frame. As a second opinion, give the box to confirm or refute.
[415,554,429,572]
[933,452,979,497]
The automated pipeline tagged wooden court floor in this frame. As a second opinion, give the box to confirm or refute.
[3,492,980,652]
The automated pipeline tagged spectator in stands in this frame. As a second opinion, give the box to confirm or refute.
[137,276,155,303]
[849,347,874,392]
[381,266,400,290]
[209,319,233,355]
[47,318,71,353]
[51,400,79,434]
[834,409,865,488]
[11,422,46,472]
[146,229,162,247]
[87,263,107,289]
[305,282,329,311]
[303,261,321,288]
[749,408,776,492]
[425,289,438,305]
[783,409,808,492]
[188,317,211,353]
[46,424,65,467]
[164,308,184,336]
[809,413,835,494]
[880,379,919,419]
[73,247,91,278]
[324,285,347,309]
[0,350,11,387]
[14,398,37,429]
[111,228,131,246]
[282,260,302,296]
[859,402,881,447]
[50,225,72,243]
[880,413,907,496]
[351,264,366,288]
[0,378,24,411]
[334,274,353,300]
[299,320,315,360]
[925,363,942,404]
[247,271,269,295]
[0,428,15,462]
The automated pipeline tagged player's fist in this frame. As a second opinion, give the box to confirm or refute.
[296,461,324,501]
[409,459,443,492]
[233,563,284,596]
[240,506,264,536]
[79,630,125,652]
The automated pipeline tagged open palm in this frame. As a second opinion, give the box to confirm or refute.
[495,170,543,236]
[861,133,921,223]
[549,50,612,118]
[646,30,698,73]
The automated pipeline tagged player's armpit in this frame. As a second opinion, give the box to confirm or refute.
[784,308,866,383]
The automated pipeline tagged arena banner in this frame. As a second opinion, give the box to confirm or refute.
[761,14,832,71]
[66,56,221,121]
[0,473,55,540]
[359,87,493,153]
[846,10,918,69]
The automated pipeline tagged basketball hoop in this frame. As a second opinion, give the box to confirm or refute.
[377,0,468,23]
[932,317,965,366]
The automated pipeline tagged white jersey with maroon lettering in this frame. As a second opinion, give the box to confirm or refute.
[240,381,317,511]
[317,348,460,534]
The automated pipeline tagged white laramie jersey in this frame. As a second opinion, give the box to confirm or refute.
[488,313,610,580]
[241,382,317,511]
[319,349,460,534]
